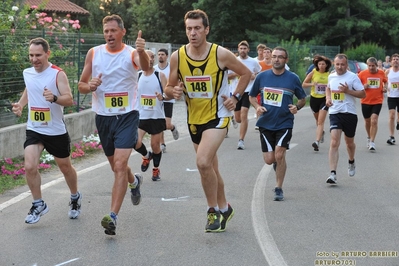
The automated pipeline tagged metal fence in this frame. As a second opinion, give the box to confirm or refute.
[0,30,340,127]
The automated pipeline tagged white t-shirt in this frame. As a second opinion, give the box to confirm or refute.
[23,64,67,135]
[154,63,175,103]
[328,71,364,115]
[387,68,399,98]
[137,70,165,119]
[236,56,261,92]
[91,44,139,116]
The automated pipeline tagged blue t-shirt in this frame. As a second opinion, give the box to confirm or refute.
[306,64,315,75]
[249,69,307,130]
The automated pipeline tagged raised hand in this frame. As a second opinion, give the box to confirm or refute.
[135,30,145,53]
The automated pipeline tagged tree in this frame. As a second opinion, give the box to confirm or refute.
[193,0,260,45]
[129,0,194,43]
[247,0,399,50]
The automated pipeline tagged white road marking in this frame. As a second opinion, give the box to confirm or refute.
[251,143,298,266]
[186,168,198,171]
[55,258,80,265]
[161,196,190,201]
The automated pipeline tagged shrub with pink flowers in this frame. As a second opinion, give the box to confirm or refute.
[0,0,84,105]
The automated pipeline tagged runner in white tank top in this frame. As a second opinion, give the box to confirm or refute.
[12,37,81,224]
[78,15,150,235]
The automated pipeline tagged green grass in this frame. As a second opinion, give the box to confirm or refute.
[0,175,26,194]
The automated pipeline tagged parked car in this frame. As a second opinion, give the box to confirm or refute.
[330,60,368,73]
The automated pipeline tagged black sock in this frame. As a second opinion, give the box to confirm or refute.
[348,159,355,165]
[331,170,336,175]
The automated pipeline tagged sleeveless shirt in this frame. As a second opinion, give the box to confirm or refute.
[178,44,231,125]
[137,70,165,119]
[310,70,329,98]
[387,68,399,98]
[91,44,139,115]
[23,64,67,135]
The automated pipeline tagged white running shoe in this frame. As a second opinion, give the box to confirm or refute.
[326,174,337,184]
[171,126,179,140]
[161,144,166,153]
[368,142,376,152]
[237,139,245,150]
[231,117,238,129]
[68,192,82,219]
[348,163,356,177]
[367,138,370,148]
[25,201,49,224]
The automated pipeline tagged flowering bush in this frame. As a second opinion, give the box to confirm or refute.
[0,0,83,103]
[0,157,51,179]
[1,132,102,181]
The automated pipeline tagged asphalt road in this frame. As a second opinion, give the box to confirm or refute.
[1,99,399,266]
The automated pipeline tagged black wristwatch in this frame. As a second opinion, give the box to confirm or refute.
[52,95,58,103]
[233,93,242,101]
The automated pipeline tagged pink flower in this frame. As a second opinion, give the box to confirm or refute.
[68,19,74,24]
[44,17,53,23]
[66,14,71,18]
[5,158,13,164]
[72,24,80,29]
[62,19,68,24]
[80,38,85,43]
[61,26,67,31]
[31,25,37,29]
[31,5,38,9]
[58,44,63,49]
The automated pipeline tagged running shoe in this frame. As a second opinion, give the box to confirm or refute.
[101,213,117,235]
[231,117,238,129]
[348,163,356,177]
[129,173,143,205]
[312,141,319,151]
[220,204,235,232]
[152,168,161,181]
[273,187,284,201]
[320,131,325,143]
[369,142,376,152]
[237,139,245,150]
[366,138,370,148]
[141,151,153,172]
[68,192,82,219]
[387,137,396,145]
[25,201,49,224]
[171,126,179,140]
[161,143,166,153]
[205,208,222,232]
[326,173,337,184]
[255,126,259,130]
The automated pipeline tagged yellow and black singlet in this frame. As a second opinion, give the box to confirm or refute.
[178,44,231,125]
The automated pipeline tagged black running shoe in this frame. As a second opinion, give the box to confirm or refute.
[220,204,235,232]
[129,173,143,205]
[101,214,117,235]
[205,208,222,233]
[141,151,153,172]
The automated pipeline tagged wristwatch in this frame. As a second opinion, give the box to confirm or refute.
[233,93,242,101]
[52,95,58,103]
